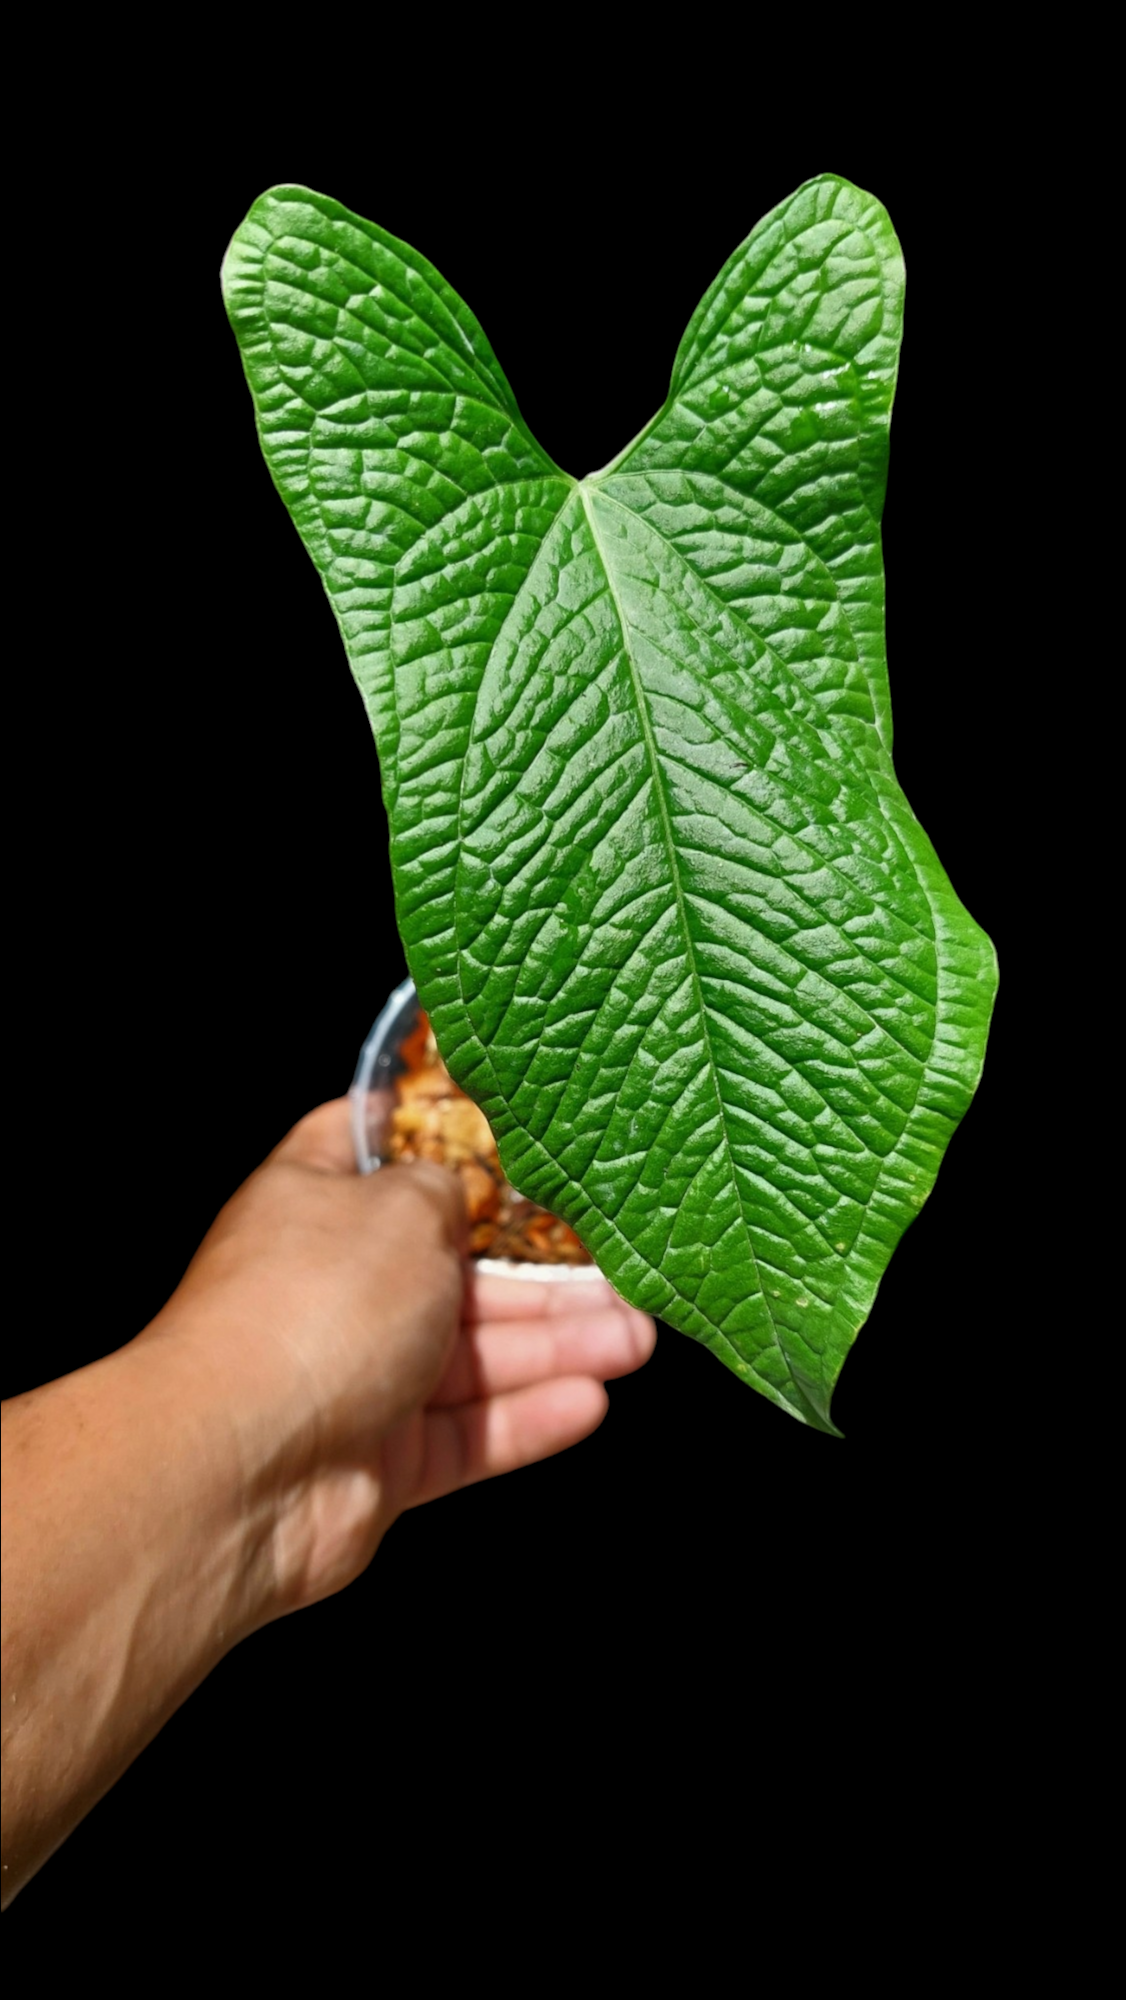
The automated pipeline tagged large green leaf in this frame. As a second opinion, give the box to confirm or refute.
[222,175,996,1432]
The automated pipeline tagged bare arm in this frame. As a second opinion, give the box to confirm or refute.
[1,1101,655,1905]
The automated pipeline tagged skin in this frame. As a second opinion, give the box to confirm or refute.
[0,1099,655,1907]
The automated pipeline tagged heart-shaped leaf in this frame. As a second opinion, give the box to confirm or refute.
[223,175,997,1431]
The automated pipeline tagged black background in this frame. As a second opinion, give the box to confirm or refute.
[8,133,1017,1937]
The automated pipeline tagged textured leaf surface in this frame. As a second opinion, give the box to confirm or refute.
[222,176,997,1430]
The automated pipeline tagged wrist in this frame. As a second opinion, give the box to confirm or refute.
[124,1308,299,1639]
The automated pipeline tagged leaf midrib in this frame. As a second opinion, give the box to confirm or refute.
[579,484,821,1421]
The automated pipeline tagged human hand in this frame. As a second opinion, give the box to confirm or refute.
[1,1097,655,1904]
[151,1099,656,1622]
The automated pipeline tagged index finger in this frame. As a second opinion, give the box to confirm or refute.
[464,1268,636,1322]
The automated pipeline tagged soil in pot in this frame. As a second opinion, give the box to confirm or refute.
[388,1012,592,1267]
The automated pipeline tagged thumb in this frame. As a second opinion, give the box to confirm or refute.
[270,1097,361,1174]
[270,1098,469,1249]
[365,1155,470,1260]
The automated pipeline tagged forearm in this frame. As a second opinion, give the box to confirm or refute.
[1,1330,277,1906]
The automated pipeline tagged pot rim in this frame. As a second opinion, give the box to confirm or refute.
[349,978,602,1283]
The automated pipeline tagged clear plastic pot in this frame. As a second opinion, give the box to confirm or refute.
[349,979,601,1283]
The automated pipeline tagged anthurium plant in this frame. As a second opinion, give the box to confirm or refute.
[222,173,997,1433]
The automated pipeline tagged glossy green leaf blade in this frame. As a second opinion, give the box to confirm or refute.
[223,177,997,1430]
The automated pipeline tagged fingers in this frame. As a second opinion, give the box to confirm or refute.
[465,1269,639,1322]
[428,1306,656,1408]
[408,1378,610,1509]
